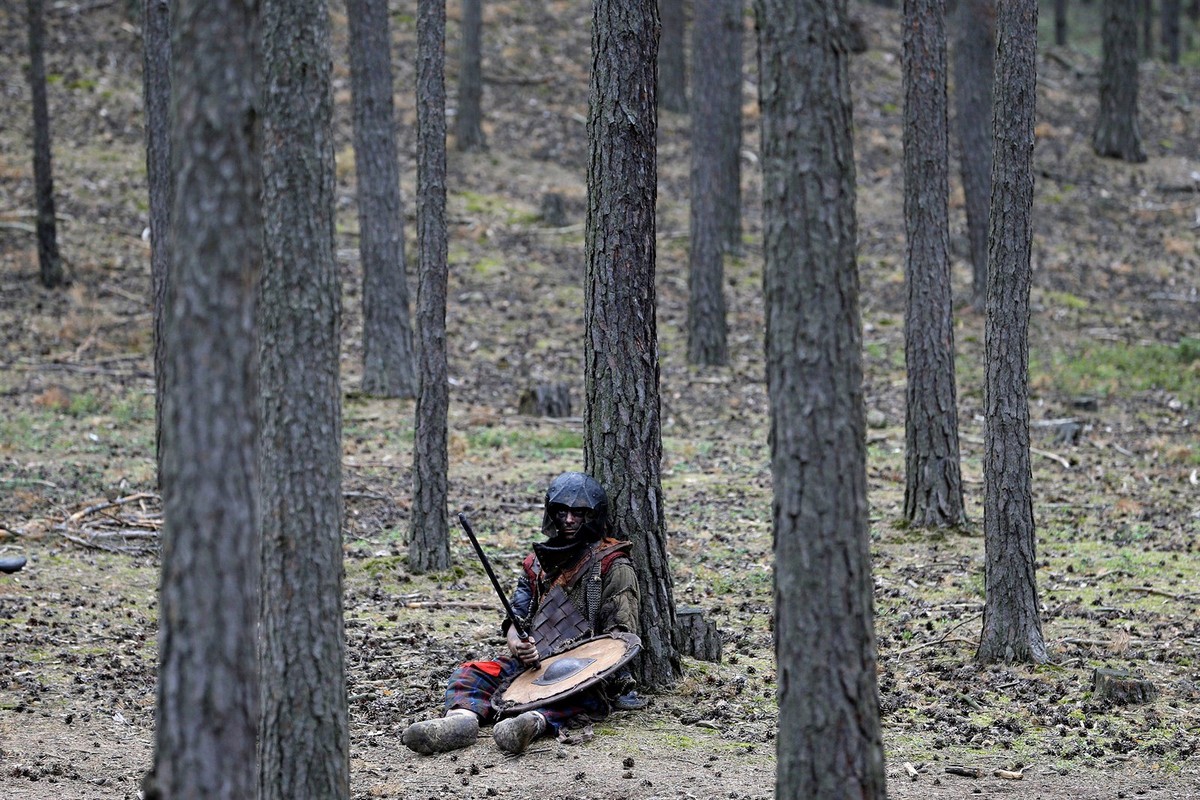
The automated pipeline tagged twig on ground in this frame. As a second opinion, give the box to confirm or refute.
[1120,586,1199,601]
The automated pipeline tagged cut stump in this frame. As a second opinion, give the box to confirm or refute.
[518,383,572,417]
[1091,667,1158,705]
[674,606,722,663]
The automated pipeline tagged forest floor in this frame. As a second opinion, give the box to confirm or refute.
[2,2,1199,799]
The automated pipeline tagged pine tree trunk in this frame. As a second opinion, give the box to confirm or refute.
[978,0,1048,665]
[347,0,417,398]
[142,0,171,487]
[755,0,886,796]
[1161,0,1181,63]
[411,0,451,573]
[152,0,261,795]
[904,0,966,528]
[25,0,65,289]
[952,0,994,313]
[715,0,743,253]
[687,0,730,366]
[585,0,681,691]
[259,0,349,796]
[456,0,487,150]
[657,0,687,112]
[1054,0,1068,45]
[1093,0,1146,163]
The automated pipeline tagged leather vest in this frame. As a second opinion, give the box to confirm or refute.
[523,539,629,657]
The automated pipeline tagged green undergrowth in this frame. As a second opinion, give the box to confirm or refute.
[1034,338,1200,407]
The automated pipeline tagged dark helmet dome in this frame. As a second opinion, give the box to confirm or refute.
[544,471,607,512]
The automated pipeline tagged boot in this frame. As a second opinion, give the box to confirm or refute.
[492,710,546,755]
[402,711,480,754]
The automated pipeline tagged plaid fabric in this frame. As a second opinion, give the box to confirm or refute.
[444,655,610,729]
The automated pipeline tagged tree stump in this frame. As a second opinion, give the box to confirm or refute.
[674,606,722,663]
[518,383,572,417]
[539,192,569,227]
[1092,667,1158,705]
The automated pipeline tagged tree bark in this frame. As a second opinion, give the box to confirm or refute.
[455,0,487,150]
[347,0,418,398]
[411,0,451,573]
[977,0,1048,666]
[903,0,966,528]
[658,0,687,113]
[755,0,886,796]
[258,0,349,796]
[1092,0,1146,163]
[152,0,260,795]
[25,0,66,289]
[141,0,171,487]
[952,0,994,313]
[585,0,681,691]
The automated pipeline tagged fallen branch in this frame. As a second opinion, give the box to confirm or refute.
[66,493,158,524]
[1119,586,1199,602]
[961,434,1071,468]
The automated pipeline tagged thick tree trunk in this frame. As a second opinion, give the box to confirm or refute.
[952,0,994,313]
[585,0,681,691]
[152,0,261,795]
[456,0,487,150]
[411,0,451,573]
[1093,0,1146,163]
[755,0,886,797]
[25,0,65,289]
[978,0,1048,666]
[347,0,418,398]
[657,0,687,113]
[903,0,966,528]
[141,0,171,487]
[259,0,349,797]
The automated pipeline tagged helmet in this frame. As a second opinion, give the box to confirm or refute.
[541,471,609,540]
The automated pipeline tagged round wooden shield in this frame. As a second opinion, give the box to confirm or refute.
[493,632,641,716]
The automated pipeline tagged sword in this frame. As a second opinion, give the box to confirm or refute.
[457,512,539,667]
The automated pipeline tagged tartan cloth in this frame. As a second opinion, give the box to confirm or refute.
[444,654,609,729]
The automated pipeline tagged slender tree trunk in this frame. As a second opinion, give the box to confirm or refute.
[151,0,261,795]
[1093,0,1147,163]
[25,0,65,289]
[258,0,349,796]
[716,0,743,252]
[585,0,681,691]
[1141,0,1153,60]
[952,0,994,313]
[411,0,451,573]
[755,0,886,796]
[904,0,966,528]
[658,0,688,112]
[142,0,171,486]
[1054,0,1068,45]
[977,0,1048,666]
[456,0,487,150]
[1161,0,1181,63]
[347,0,418,398]
[687,0,729,366]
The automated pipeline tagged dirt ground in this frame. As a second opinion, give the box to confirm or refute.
[2,2,1200,799]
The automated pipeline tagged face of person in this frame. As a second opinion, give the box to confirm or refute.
[553,507,594,538]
